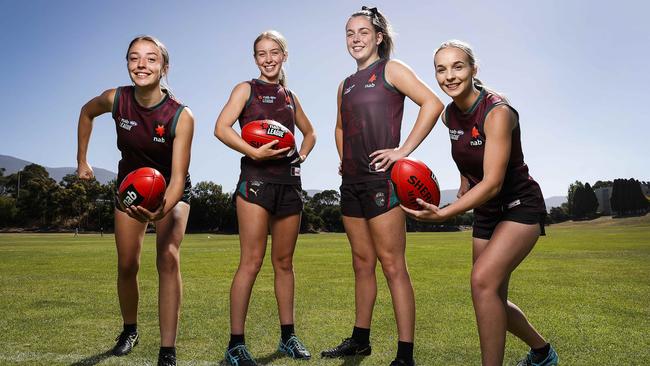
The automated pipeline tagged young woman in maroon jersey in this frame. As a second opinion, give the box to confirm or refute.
[320,7,443,366]
[402,40,558,366]
[214,30,316,365]
[77,35,193,366]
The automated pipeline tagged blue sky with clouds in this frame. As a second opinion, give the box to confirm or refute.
[1,0,648,196]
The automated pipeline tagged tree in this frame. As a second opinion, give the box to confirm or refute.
[12,164,60,226]
[567,181,584,218]
[304,190,342,232]
[610,178,649,217]
[549,206,570,223]
[187,181,235,232]
[582,183,599,218]
[593,180,613,189]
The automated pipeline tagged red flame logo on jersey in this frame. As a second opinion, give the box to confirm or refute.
[471,126,480,138]
[155,124,165,137]
[368,73,377,83]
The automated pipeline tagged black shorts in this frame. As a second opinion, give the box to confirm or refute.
[473,206,546,240]
[235,179,303,216]
[340,179,399,219]
[115,175,191,212]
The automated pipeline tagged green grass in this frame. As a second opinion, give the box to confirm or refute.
[1,215,649,365]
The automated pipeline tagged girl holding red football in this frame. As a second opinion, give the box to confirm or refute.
[402,40,558,366]
[320,7,443,366]
[76,35,194,366]
[214,30,316,365]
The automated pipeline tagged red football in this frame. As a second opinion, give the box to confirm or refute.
[118,167,167,211]
[390,157,441,210]
[241,120,295,154]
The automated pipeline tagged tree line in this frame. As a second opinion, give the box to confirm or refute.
[548,179,649,223]
[0,163,473,233]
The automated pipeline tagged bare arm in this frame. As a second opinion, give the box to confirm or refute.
[77,89,115,179]
[214,82,289,160]
[403,105,515,221]
[370,60,444,170]
[291,92,317,162]
[335,81,344,174]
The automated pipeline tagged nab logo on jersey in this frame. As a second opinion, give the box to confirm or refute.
[469,125,483,147]
[153,123,166,143]
[365,73,377,88]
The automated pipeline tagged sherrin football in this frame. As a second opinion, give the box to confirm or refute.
[390,157,441,210]
[118,167,167,211]
[241,120,295,154]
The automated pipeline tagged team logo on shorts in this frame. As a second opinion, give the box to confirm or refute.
[374,192,386,207]
[153,123,166,143]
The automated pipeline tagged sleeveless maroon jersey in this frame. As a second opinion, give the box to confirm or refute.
[238,79,300,184]
[112,86,186,185]
[446,88,545,213]
[340,58,405,184]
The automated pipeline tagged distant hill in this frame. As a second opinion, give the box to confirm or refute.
[545,196,567,211]
[0,154,117,185]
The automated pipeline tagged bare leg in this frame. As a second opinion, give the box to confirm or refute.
[471,221,542,366]
[342,215,378,329]
[114,209,147,325]
[270,213,301,325]
[369,207,414,342]
[230,196,269,335]
[155,202,189,347]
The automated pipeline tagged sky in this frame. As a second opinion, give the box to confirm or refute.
[1,0,648,197]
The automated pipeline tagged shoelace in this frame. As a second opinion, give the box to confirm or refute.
[230,345,254,361]
[115,332,137,343]
[335,338,354,350]
[285,336,307,352]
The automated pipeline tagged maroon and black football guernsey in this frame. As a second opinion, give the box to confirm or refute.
[446,88,546,213]
[340,58,405,184]
[112,86,186,185]
[238,79,300,184]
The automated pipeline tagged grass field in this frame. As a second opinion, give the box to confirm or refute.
[1,215,649,365]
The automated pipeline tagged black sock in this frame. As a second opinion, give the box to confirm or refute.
[281,324,295,342]
[531,343,550,362]
[396,341,414,363]
[159,346,176,357]
[123,323,137,334]
[351,326,370,345]
[229,334,245,349]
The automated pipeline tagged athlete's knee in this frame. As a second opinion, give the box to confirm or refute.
[117,257,140,278]
[238,254,264,277]
[271,254,293,273]
[352,254,376,277]
[377,254,407,282]
[156,246,180,275]
[470,266,500,298]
